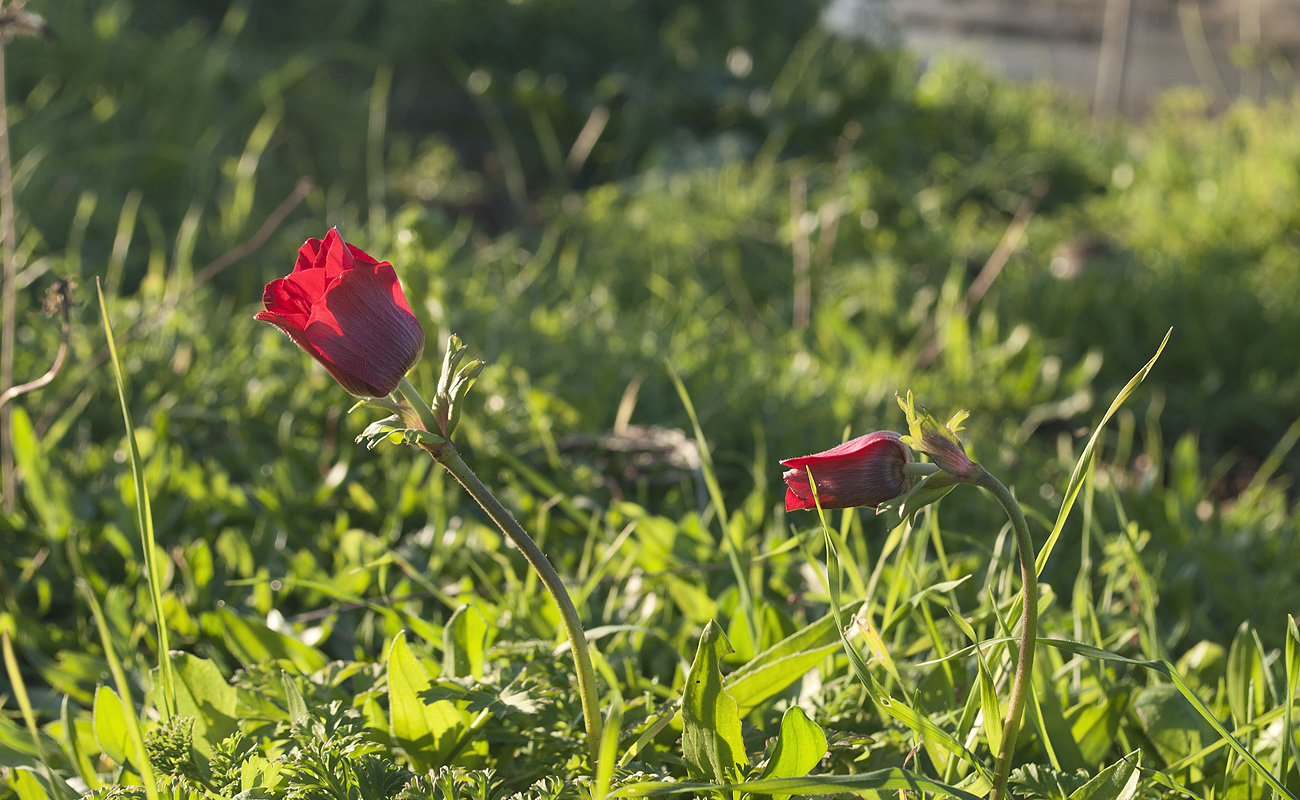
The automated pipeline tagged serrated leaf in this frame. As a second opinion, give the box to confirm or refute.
[387,630,466,772]
[682,620,748,782]
[356,415,446,450]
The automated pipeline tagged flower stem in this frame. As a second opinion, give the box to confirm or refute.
[417,437,604,770]
[971,465,1038,800]
[396,376,438,432]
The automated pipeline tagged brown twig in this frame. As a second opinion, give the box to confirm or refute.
[1,32,17,512]
[188,177,314,293]
[0,279,72,410]
[916,180,1048,368]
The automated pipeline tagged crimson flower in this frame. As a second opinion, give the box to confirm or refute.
[781,431,914,511]
[256,228,425,398]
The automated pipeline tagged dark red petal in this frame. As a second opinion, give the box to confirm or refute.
[303,259,424,397]
[294,237,324,273]
[319,228,353,282]
[780,431,903,468]
[346,242,379,265]
[785,484,815,511]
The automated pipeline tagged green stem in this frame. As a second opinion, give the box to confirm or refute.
[397,376,603,769]
[436,445,604,767]
[902,462,940,477]
[971,465,1038,800]
[396,376,438,432]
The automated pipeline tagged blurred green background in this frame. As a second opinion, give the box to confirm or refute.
[4,0,1300,767]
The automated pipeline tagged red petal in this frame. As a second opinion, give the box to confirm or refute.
[294,236,324,273]
[304,260,424,397]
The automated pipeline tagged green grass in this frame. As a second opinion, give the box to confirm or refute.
[3,1,1300,798]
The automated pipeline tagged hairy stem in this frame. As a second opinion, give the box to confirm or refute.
[395,379,603,769]
[434,444,604,767]
[972,465,1038,800]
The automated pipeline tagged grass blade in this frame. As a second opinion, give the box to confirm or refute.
[609,768,982,799]
[805,474,992,781]
[1283,616,1300,786]
[1036,329,1171,577]
[77,578,160,800]
[1039,637,1298,800]
[2,625,69,800]
[96,279,175,719]
[666,362,758,651]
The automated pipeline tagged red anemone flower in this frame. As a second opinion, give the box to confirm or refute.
[781,431,914,511]
[256,228,425,398]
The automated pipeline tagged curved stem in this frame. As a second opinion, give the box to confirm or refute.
[422,439,604,769]
[971,465,1038,800]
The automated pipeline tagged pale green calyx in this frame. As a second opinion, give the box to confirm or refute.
[897,390,976,479]
[432,335,485,440]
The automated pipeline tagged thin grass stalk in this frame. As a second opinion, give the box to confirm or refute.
[2,626,69,800]
[0,31,16,513]
[77,578,161,800]
[97,280,177,718]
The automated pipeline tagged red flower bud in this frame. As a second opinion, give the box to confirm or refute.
[256,228,425,398]
[781,431,915,511]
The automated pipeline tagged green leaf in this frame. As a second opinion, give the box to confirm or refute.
[11,768,51,800]
[1067,750,1141,800]
[92,684,131,766]
[1226,621,1268,726]
[976,644,1003,754]
[441,605,488,680]
[681,620,748,782]
[282,671,308,727]
[757,706,827,800]
[724,602,861,716]
[387,630,466,772]
[9,407,69,538]
[1069,689,1130,767]
[168,653,238,755]
[217,607,329,674]
[1132,685,1213,765]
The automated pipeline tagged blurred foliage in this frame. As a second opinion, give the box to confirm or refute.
[2,0,1300,797]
